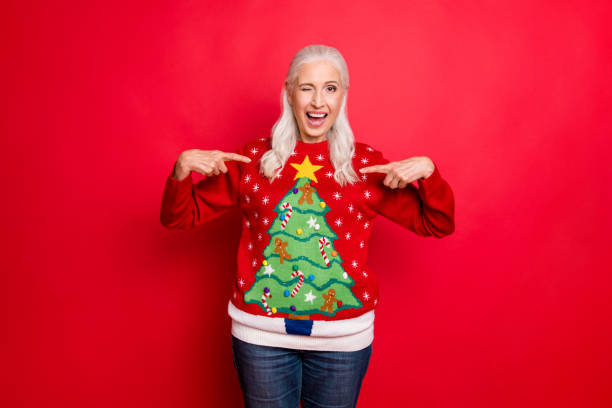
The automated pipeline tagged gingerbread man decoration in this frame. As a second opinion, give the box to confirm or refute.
[298,182,315,205]
[274,237,292,264]
[320,288,341,313]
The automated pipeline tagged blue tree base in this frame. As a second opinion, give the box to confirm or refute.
[284,318,313,336]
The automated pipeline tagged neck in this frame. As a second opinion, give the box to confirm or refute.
[299,134,327,144]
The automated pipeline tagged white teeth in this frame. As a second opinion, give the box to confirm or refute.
[308,113,326,118]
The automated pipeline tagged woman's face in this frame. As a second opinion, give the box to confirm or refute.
[287,60,344,142]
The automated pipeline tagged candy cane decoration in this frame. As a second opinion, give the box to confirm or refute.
[319,237,331,267]
[280,202,293,229]
[261,288,273,315]
[290,269,304,297]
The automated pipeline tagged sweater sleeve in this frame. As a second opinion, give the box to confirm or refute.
[369,151,455,238]
[160,145,244,230]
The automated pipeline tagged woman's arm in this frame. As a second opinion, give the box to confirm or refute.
[160,145,249,230]
[363,151,455,238]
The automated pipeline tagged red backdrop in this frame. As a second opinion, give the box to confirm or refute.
[4,1,611,406]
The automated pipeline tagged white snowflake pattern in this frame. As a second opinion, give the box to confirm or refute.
[332,191,342,200]
[275,171,283,179]
[356,213,363,220]
[345,232,351,240]
[244,174,251,183]
[244,195,251,203]
[248,242,253,251]
[334,218,343,227]
[253,211,259,219]
[366,146,374,152]
[238,278,246,287]
[347,204,354,213]
[259,137,266,141]
[363,221,370,229]
[374,298,378,306]
[362,291,370,301]
[252,183,260,192]
[359,240,365,249]
[245,220,251,228]
[360,157,369,164]
[325,171,333,178]
[262,196,270,205]
[362,271,368,278]
[361,174,368,181]
[249,147,259,155]
[316,153,325,161]
[251,259,257,267]
[257,233,263,241]
[363,190,371,199]
[262,217,270,226]
[351,260,359,268]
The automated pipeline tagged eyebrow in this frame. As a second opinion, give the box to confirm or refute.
[298,81,339,86]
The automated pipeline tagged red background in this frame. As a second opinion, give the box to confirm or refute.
[4,1,611,406]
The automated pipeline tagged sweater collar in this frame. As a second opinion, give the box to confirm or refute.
[295,138,329,154]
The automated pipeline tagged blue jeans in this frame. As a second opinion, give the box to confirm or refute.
[231,335,373,408]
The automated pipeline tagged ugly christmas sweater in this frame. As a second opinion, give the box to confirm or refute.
[160,137,455,352]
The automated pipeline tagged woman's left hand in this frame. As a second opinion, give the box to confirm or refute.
[359,156,435,189]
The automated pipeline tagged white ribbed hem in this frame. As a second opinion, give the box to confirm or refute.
[227,299,374,352]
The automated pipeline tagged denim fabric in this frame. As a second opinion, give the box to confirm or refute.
[231,335,373,408]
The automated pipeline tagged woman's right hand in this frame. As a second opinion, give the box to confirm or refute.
[173,149,252,181]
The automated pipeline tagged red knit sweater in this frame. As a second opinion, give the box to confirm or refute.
[160,137,455,351]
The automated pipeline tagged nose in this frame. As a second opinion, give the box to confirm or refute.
[311,89,324,108]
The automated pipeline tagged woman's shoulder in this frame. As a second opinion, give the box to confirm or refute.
[236,136,271,158]
[354,141,386,164]
[354,140,378,152]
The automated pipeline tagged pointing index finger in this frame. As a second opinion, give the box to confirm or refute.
[359,163,390,173]
[221,152,252,163]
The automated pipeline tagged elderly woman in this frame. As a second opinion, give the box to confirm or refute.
[161,44,455,408]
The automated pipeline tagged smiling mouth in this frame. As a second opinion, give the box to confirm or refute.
[306,112,328,119]
[306,112,328,127]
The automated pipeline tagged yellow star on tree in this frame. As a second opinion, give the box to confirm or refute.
[290,155,324,183]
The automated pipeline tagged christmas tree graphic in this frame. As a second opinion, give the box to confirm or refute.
[243,155,362,324]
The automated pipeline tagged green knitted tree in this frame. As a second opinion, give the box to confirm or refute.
[243,165,363,318]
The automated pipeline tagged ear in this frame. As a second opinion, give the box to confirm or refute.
[284,83,292,106]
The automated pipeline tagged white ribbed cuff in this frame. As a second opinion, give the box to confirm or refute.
[227,299,375,352]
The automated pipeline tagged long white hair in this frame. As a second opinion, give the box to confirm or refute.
[259,44,360,186]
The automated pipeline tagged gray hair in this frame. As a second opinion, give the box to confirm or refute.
[258,44,360,186]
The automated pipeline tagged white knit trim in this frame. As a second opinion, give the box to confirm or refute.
[227,299,375,352]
